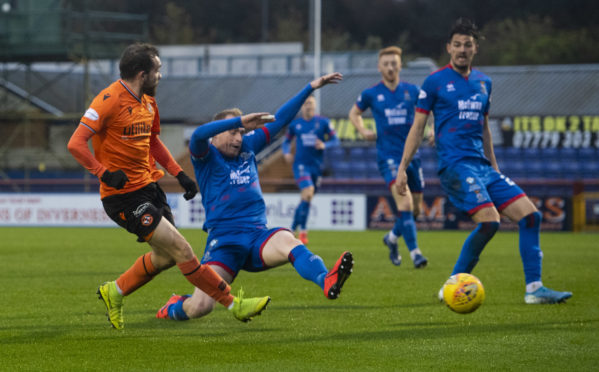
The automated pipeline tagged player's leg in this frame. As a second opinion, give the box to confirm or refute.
[500,194,572,304]
[157,265,233,320]
[455,206,501,274]
[149,218,235,307]
[261,229,353,299]
[297,185,315,244]
[98,187,174,329]
[393,162,428,268]
[441,164,501,276]
[291,165,315,244]
[379,157,403,265]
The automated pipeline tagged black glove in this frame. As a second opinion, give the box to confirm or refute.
[176,171,198,200]
[101,169,129,189]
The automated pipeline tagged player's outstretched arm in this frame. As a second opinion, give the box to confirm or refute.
[190,116,243,158]
[310,72,343,89]
[240,112,276,131]
[396,111,428,195]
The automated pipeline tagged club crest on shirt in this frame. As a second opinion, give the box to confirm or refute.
[480,81,487,95]
[404,90,411,101]
[377,94,385,102]
[446,83,456,92]
[147,103,153,113]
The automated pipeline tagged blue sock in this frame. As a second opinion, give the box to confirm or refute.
[518,211,543,284]
[452,222,499,275]
[288,245,327,289]
[399,211,418,252]
[298,200,310,230]
[168,295,190,321]
[291,204,301,231]
[391,215,403,238]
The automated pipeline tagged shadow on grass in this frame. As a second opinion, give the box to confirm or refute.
[258,318,599,344]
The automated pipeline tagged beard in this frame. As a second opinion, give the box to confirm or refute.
[142,82,157,97]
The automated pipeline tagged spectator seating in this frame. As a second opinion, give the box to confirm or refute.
[325,145,598,180]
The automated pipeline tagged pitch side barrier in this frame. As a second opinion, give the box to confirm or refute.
[1,179,598,231]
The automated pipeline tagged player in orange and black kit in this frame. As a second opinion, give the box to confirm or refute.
[67,43,270,329]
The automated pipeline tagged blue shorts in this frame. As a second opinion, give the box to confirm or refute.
[439,159,525,215]
[201,226,286,279]
[293,163,322,191]
[378,156,424,193]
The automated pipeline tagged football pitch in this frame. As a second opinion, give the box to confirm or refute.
[1,227,597,371]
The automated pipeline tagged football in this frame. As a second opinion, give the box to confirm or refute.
[442,273,485,314]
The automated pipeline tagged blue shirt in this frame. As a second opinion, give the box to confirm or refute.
[355,81,420,159]
[189,84,314,231]
[417,65,492,172]
[282,115,339,170]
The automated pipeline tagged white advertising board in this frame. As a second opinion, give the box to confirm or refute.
[0,193,366,230]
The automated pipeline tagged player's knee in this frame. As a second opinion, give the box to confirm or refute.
[185,296,216,319]
[413,204,421,218]
[519,210,542,229]
[480,221,500,237]
[169,233,195,262]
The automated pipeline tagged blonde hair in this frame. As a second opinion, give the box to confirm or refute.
[213,107,243,121]
[378,46,402,59]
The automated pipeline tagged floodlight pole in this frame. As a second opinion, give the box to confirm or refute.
[312,0,321,114]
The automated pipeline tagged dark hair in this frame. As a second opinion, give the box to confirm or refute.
[119,43,159,80]
[449,18,480,42]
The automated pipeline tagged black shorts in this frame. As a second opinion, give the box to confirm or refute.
[102,182,175,242]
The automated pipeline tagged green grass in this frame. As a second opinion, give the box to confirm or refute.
[1,227,597,371]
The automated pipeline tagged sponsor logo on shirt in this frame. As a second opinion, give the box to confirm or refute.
[384,103,408,125]
[457,99,483,120]
[300,132,318,146]
[418,89,427,99]
[230,165,251,185]
[122,122,152,137]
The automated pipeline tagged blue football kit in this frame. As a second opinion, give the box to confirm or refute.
[417,65,525,215]
[355,81,424,191]
[419,65,548,287]
[356,80,426,264]
[188,84,328,281]
[282,116,339,190]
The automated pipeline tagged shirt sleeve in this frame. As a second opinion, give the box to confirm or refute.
[484,79,492,115]
[189,117,243,159]
[149,133,183,176]
[282,125,295,155]
[79,89,115,134]
[245,83,314,153]
[355,90,369,112]
[416,75,436,114]
[67,124,106,177]
[323,118,340,148]
[150,98,161,134]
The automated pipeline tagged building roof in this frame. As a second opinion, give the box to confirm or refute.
[2,63,598,121]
